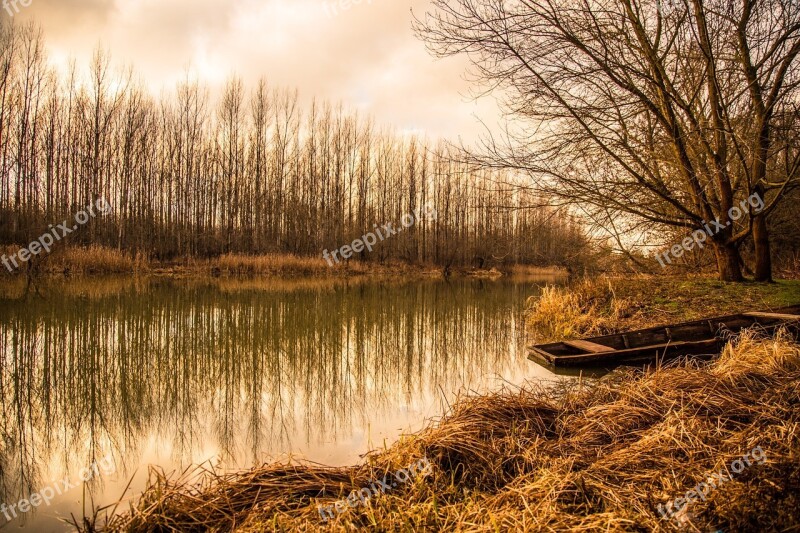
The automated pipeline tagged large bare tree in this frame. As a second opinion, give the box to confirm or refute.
[416,0,800,281]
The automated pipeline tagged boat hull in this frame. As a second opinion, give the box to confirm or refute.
[528,306,800,368]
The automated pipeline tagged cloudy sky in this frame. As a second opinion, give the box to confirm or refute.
[14,0,501,142]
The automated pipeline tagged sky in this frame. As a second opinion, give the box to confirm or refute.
[12,0,502,143]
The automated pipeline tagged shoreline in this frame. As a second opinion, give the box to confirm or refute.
[80,327,800,532]
[0,245,567,281]
[8,273,798,532]
[71,275,800,532]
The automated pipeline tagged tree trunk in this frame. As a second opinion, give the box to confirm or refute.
[714,241,744,282]
[753,214,773,282]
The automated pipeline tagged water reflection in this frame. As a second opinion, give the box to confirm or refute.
[0,276,560,530]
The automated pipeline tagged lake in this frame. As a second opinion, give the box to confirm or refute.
[0,276,563,531]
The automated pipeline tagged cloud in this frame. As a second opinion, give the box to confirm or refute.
[15,0,499,142]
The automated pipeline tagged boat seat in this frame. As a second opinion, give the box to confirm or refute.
[564,339,614,353]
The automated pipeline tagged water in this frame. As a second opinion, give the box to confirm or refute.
[0,275,563,531]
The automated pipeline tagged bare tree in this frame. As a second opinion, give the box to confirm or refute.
[0,21,592,271]
[416,0,800,281]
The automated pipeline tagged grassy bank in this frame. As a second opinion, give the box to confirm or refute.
[527,276,800,343]
[0,245,565,280]
[64,274,799,532]
[82,329,800,532]
[0,245,148,275]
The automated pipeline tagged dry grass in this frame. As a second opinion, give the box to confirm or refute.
[526,275,800,343]
[0,246,443,280]
[525,279,642,342]
[205,254,446,279]
[777,253,800,280]
[0,245,146,275]
[50,246,148,274]
[81,329,800,532]
[210,253,343,277]
[508,265,569,277]
[0,243,564,280]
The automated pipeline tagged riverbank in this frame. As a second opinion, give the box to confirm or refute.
[0,244,564,280]
[81,327,800,532]
[72,275,800,532]
[527,275,800,343]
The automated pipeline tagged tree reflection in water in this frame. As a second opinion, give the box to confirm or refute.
[0,276,558,528]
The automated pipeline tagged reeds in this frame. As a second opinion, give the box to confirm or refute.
[51,246,148,274]
[211,253,341,277]
[0,246,437,279]
[526,279,641,342]
[508,264,568,277]
[82,328,800,532]
[526,276,800,343]
[0,245,146,275]
[209,254,454,279]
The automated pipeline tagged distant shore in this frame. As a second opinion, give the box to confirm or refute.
[0,244,567,281]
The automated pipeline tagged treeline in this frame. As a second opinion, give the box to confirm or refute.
[0,23,588,269]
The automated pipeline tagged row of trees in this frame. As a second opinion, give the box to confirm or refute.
[0,22,589,269]
[418,0,800,281]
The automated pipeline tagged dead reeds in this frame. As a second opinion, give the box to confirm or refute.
[0,244,146,275]
[526,276,800,343]
[81,328,800,532]
[211,253,342,277]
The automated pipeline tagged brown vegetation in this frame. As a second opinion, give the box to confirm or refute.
[208,253,346,277]
[80,329,800,532]
[526,276,800,343]
[48,246,147,275]
[204,253,440,278]
[0,244,145,275]
[0,244,570,280]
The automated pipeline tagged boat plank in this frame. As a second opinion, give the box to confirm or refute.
[563,340,614,353]
[744,312,800,321]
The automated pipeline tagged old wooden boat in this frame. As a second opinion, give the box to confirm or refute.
[528,305,800,369]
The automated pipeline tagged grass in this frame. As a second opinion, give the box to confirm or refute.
[0,245,146,275]
[210,253,347,277]
[0,245,535,280]
[203,253,440,279]
[80,328,800,532]
[52,246,148,274]
[526,275,800,343]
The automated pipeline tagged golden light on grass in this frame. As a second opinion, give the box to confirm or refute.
[212,253,347,277]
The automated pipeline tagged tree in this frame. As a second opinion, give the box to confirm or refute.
[0,21,592,271]
[416,0,800,281]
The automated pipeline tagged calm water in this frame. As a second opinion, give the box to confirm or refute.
[0,276,562,531]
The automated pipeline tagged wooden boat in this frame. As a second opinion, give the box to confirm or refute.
[528,305,800,369]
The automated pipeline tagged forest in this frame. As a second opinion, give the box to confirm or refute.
[0,22,589,271]
[0,2,799,532]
